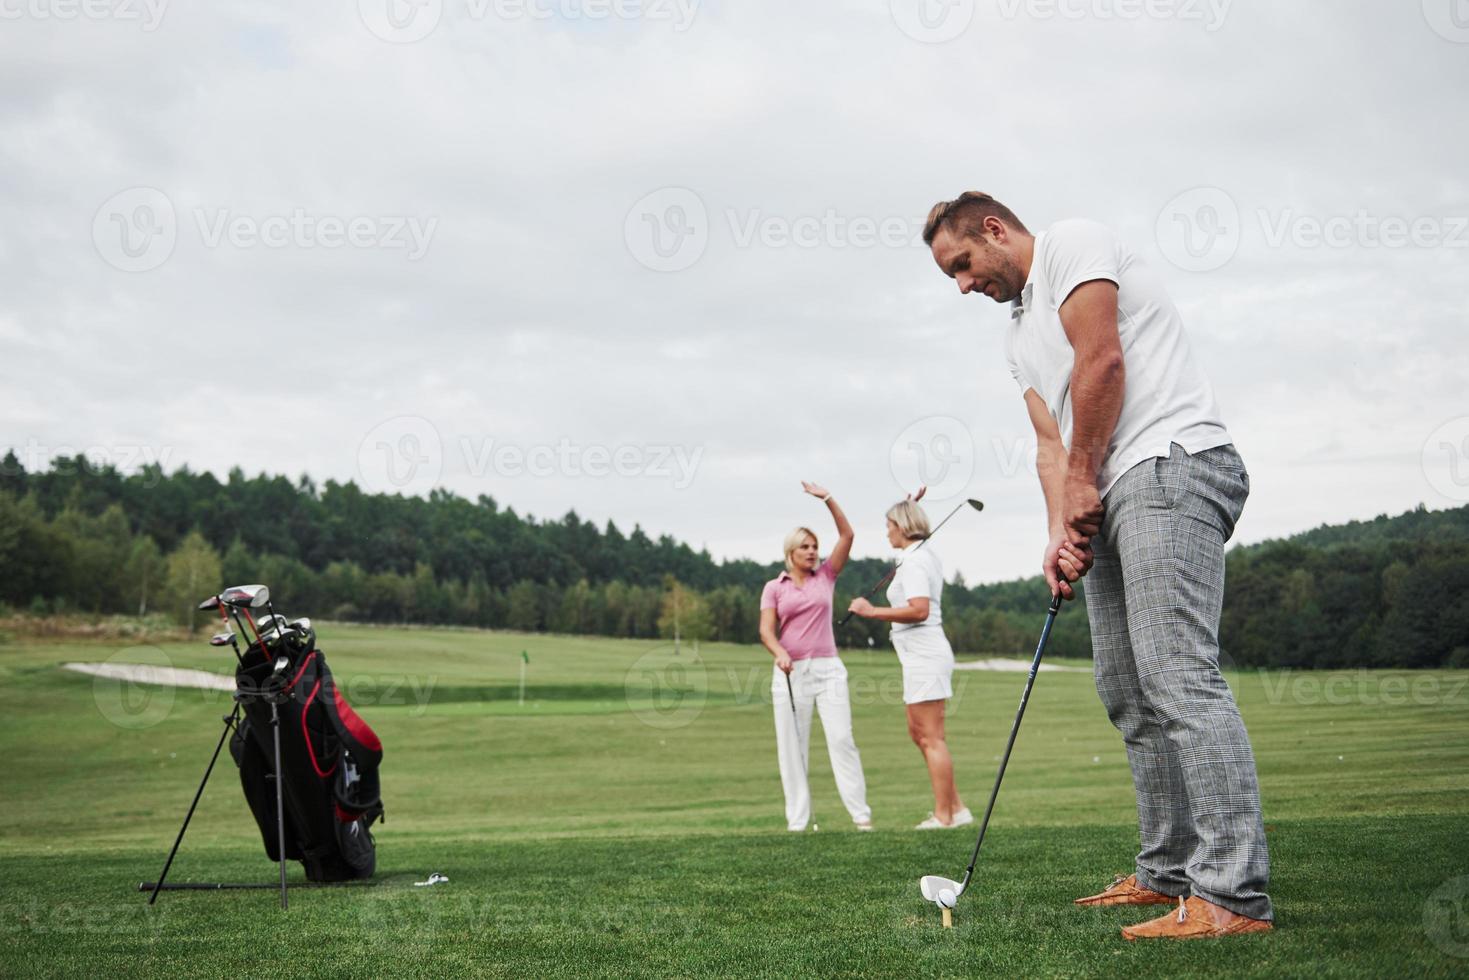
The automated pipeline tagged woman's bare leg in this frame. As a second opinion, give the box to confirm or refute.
[906,700,964,822]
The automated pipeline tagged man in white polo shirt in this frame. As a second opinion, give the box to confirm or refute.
[922,192,1272,941]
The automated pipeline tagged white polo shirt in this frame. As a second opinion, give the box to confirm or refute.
[1005,219,1232,497]
[887,542,943,633]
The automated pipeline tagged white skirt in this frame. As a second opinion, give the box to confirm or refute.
[891,626,955,705]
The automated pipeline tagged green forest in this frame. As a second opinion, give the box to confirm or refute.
[1,451,1464,668]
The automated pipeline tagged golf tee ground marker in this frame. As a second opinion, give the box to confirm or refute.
[942,908,952,929]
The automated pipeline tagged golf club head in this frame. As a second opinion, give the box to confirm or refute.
[208,631,236,647]
[287,617,312,632]
[257,614,289,635]
[197,595,221,611]
[919,875,964,905]
[220,584,270,609]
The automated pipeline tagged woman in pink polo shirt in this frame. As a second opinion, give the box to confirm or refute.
[758,481,872,832]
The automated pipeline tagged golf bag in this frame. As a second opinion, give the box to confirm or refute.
[229,625,385,882]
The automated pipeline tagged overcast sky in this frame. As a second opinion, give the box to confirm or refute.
[2,0,1467,584]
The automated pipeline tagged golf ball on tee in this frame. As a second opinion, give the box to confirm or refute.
[937,888,957,909]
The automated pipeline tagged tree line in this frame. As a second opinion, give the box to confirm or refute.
[1,451,1463,667]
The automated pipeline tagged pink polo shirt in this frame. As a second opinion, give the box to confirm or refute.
[760,561,839,660]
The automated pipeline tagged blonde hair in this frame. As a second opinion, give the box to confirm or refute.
[885,500,931,541]
[782,526,818,573]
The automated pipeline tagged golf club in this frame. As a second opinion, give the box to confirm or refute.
[838,497,984,627]
[783,670,813,831]
[918,585,1066,924]
[209,630,244,667]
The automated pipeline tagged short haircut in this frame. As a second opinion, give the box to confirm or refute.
[885,501,931,541]
[923,191,1029,245]
[783,526,818,573]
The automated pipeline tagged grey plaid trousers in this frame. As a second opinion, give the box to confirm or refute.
[1085,442,1272,921]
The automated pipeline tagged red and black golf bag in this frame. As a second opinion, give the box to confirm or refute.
[230,623,385,882]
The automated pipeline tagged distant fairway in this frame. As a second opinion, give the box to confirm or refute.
[1,623,1467,977]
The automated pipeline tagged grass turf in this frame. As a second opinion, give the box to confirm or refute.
[1,623,1467,977]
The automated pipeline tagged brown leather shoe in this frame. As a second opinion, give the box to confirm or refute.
[1074,874,1174,907]
[1121,896,1273,941]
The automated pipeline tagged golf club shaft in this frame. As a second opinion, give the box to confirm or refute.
[837,498,978,627]
[959,589,1064,893]
[784,670,812,824]
[271,701,289,910]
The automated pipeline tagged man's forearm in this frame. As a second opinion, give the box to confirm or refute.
[1036,436,1068,535]
[1066,353,1125,485]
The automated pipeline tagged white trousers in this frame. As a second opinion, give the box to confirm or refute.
[771,657,871,830]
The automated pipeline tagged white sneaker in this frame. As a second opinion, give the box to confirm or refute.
[855,820,874,832]
[914,809,974,830]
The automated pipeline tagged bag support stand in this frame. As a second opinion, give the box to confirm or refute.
[143,693,290,910]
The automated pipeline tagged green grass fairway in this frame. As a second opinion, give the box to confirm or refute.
[2,623,1468,977]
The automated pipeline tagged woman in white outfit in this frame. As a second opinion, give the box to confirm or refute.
[758,482,873,832]
[847,499,972,830]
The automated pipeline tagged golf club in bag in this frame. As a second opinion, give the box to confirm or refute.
[143,585,384,908]
[919,585,1065,916]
